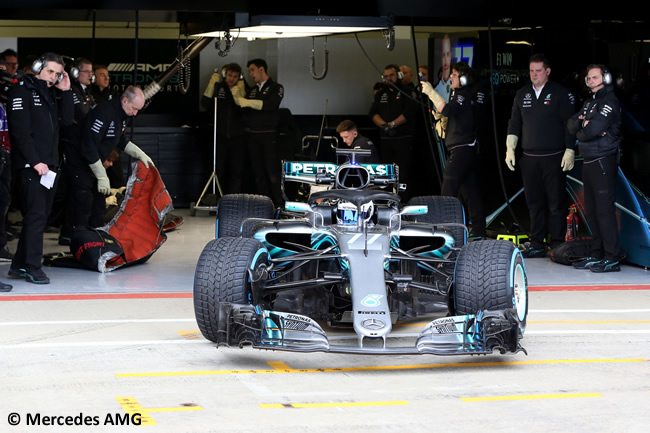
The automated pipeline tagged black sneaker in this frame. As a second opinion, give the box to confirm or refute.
[0,280,12,292]
[0,245,13,261]
[24,268,50,284]
[572,257,602,270]
[590,259,621,273]
[7,267,26,279]
[519,243,547,258]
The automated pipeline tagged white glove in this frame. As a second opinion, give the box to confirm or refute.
[421,81,446,109]
[234,96,263,110]
[124,141,154,168]
[505,134,519,171]
[203,72,222,98]
[89,160,111,195]
[561,148,575,172]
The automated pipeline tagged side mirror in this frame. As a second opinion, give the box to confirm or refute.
[285,201,313,213]
[399,205,428,216]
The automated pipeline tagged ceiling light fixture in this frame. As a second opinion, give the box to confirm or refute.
[195,15,392,39]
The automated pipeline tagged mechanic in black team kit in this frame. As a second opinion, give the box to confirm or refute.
[422,61,486,239]
[233,58,284,206]
[568,64,624,273]
[68,85,153,230]
[506,53,576,257]
[335,120,380,164]
[369,64,417,197]
[7,52,74,284]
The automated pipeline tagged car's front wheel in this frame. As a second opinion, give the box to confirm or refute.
[453,240,528,331]
[193,237,269,342]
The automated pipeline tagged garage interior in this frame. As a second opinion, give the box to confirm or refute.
[1,2,649,432]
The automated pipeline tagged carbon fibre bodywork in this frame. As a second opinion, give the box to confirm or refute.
[194,156,527,357]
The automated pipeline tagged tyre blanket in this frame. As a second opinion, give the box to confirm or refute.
[98,161,173,271]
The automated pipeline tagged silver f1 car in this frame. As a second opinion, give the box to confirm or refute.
[193,150,528,356]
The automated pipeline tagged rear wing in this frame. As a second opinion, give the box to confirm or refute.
[282,160,399,188]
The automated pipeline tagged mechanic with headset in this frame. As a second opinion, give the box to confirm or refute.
[6,52,74,284]
[505,53,577,258]
[202,63,247,194]
[58,57,96,245]
[233,58,284,206]
[568,64,625,273]
[422,61,486,239]
[68,85,153,231]
[369,64,417,197]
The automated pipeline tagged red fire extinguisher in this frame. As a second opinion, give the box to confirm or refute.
[565,204,579,241]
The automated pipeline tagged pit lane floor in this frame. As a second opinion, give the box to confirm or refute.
[1,209,648,433]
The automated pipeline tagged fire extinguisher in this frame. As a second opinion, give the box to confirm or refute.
[565,204,579,241]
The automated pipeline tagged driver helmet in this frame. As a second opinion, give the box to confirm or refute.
[336,201,374,225]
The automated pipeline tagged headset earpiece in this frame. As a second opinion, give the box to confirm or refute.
[585,64,612,88]
[32,56,45,75]
[459,73,468,87]
[69,64,80,80]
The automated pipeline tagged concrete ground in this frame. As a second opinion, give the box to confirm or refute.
[1,209,648,433]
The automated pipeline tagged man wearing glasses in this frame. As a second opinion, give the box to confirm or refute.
[6,52,74,284]
[0,49,18,77]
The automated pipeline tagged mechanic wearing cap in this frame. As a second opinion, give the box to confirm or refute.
[369,64,417,197]
[202,63,247,194]
[67,85,153,231]
[336,120,380,164]
[422,61,486,239]
[6,52,74,284]
[234,58,284,206]
[58,57,96,245]
[568,64,624,273]
[505,53,577,258]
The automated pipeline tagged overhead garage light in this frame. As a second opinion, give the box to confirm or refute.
[195,15,392,39]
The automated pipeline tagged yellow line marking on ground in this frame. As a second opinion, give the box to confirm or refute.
[115,358,647,377]
[260,401,409,408]
[461,393,603,402]
[267,361,297,372]
[177,330,202,340]
[115,397,157,426]
[115,397,203,425]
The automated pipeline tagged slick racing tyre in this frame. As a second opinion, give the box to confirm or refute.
[193,237,270,342]
[453,240,528,331]
[216,194,275,238]
[407,196,466,248]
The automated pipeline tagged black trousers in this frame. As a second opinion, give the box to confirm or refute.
[66,162,106,229]
[441,145,485,237]
[12,167,58,271]
[519,153,567,249]
[379,135,412,198]
[247,131,282,205]
[217,134,247,194]
[583,155,621,260]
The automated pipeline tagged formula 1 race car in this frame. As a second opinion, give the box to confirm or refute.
[193,150,528,356]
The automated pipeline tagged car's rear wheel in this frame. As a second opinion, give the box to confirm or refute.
[407,195,466,248]
[453,240,528,331]
[216,194,275,238]
[193,237,269,342]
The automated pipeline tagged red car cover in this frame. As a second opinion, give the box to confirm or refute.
[99,162,173,271]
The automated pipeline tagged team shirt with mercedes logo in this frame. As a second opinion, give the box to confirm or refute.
[507,80,576,155]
